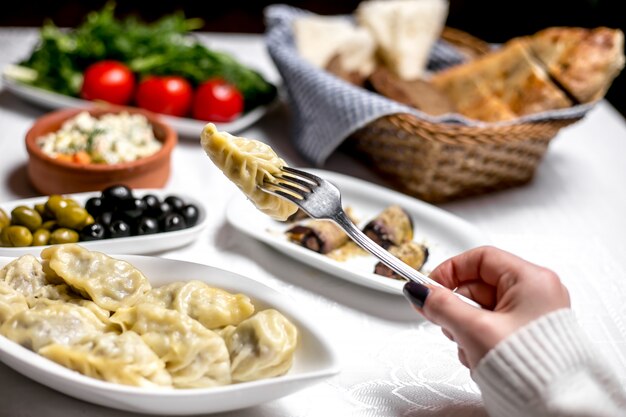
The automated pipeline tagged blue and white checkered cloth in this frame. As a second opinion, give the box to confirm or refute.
[264,5,595,166]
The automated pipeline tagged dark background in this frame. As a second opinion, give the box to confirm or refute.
[2,0,624,117]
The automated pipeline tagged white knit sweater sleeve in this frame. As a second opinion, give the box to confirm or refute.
[472,309,626,417]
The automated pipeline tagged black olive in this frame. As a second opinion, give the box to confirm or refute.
[80,223,106,241]
[136,217,159,235]
[109,220,131,238]
[101,185,134,210]
[179,204,199,227]
[122,198,147,219]
[96,212,114,228]
[142,194,161,214]
[160,213,186,232]
[146,201,173,219]
[165,196,185,212]
[85,197,106,217]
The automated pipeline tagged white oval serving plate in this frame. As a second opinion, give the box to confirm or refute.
[2,74,279,137]
[0,255,339,415]
[226,169,490,295]
[0,189,208,256]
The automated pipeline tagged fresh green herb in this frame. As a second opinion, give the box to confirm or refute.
[17,2,276,110]
[86,128,106,153]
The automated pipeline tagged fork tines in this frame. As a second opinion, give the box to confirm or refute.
[262,166,320,199]
[280,166,320,185]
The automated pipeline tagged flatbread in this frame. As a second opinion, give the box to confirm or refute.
[525,27,625,103]
[431,40,572,121]
[368,66,455,115]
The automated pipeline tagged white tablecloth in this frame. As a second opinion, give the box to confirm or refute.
[0,29,625,417]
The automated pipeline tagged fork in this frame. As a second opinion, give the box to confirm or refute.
[260,166,481,308]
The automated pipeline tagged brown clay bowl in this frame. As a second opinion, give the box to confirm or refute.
[25,105,177,195]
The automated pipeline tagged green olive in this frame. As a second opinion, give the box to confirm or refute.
[34,203,47,218]
[49,228,79,244]
[45,195,69,216]
[56,206,89,229]
[11,206,42,231]
[32,229,51,246]
[81,214,95,228]
[1,225,33,247]
[42,220,58,230]
[0,208,9,229]
[64,198,80,208]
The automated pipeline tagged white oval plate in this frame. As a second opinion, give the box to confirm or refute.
[2,74,279,137]
[0,255,339,415]
[0,189,208,256]
[226,169,490,295]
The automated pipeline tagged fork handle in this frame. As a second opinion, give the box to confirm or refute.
[332,211,481,309]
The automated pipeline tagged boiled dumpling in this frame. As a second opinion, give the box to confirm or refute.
[222,309,298,382]
[29,283,76,302]
[0,255,48,297]
[39,331,173,388]
[143,280,254,329]
[200,123,298,221]
[28,285,111,327]
[1,303,106,351]
[0,283,28,325]
[142,281,184,308]
[110,304,231,388]
[41,244,151,311]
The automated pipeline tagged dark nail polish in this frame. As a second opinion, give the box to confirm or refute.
[403,281,430,309]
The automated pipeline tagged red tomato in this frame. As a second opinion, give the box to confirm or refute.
[80,61,135,105]
[192,79,244,122]
[135,76,194,117]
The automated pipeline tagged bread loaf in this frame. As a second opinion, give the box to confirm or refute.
[356,0,449,80]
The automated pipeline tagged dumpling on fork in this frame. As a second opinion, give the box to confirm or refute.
[200,123,298,221]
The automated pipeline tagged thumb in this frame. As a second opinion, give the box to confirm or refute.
[403,281,483,332]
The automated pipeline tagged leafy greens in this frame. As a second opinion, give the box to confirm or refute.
[17,3,276,110]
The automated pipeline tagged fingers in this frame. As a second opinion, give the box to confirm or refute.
[442,328,470,369]
[413,283,485,333]
[405,282,493,370]
[458,348,469,368]
[455,281,497,310]
[429,245,543,289]
[441,327,454,341]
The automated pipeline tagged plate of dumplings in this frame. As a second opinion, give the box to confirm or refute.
[0,244,338,415]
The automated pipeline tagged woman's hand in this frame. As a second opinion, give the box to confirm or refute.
[403,246,571,369]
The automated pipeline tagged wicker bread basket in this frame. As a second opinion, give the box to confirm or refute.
[342,27,582,203]
[265,7,596,204]
[345,113,580,203]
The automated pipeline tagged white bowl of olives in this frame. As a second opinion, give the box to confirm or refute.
[0,185,207,256]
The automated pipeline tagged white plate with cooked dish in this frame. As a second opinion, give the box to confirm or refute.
[2,74,279,137]
[0,254,339,415]
[0,189,208,256]
[225,169,489,295]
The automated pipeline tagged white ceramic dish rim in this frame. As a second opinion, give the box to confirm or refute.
[2,73,280,137]
[0,189,208,256]
[226,169,490,295]
[0,254,340,398]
